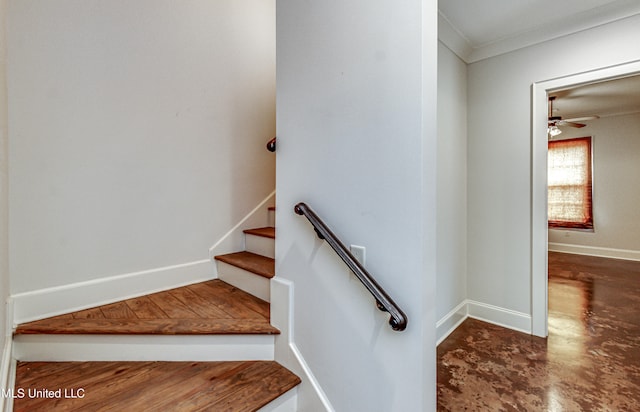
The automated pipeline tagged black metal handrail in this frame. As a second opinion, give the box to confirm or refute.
[266,137,276,152]
[294,202,408,331]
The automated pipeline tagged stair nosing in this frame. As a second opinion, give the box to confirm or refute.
[14,318,281,336]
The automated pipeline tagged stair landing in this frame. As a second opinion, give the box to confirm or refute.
[13,360,300,412]
[15,280,279,336]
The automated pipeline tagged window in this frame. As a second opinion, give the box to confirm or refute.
[548,136,593,230]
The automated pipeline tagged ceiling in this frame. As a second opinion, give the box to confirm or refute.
[551,75,640,120]
[438,0,640,63]
[438,1,640,120]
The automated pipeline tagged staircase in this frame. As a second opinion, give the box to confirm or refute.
[10,210,300,411]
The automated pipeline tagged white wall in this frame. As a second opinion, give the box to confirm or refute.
[0,0,9,345]
[276,0,437,410]
[467,15,640,328]
[7,0,275,295]
[549,114,640,254]
[436,42,467,338]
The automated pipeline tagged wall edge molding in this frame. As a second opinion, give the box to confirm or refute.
[0,336,13,412]
[271,278,334,412]
[436,300,468,345]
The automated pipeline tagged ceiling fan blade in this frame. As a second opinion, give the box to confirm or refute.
[562,115,599,122]
[558,121,586,128]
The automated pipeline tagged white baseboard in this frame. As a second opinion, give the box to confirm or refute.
[467,300,531,334]
[209,190,276,261]
[436,300,467,345]
[436,299,532,344]
[11,259,214,325]
[12,334,274,362]
[270,278,334,412]
[549,242,640,261]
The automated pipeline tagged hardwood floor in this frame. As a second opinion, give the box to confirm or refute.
[13,360,301,412]
[437,252,640,411]
[15,280,279,335]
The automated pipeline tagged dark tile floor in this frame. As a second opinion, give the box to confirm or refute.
[437,252,640,411]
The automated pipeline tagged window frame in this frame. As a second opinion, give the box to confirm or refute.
[547,136,594,231]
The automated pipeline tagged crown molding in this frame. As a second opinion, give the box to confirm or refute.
[439,4,640,64]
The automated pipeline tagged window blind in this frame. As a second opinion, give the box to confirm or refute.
[548,137,593,229]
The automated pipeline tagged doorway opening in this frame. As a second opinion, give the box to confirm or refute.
[531,60,640,337]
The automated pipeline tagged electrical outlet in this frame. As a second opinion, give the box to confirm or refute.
[350,245,366,267]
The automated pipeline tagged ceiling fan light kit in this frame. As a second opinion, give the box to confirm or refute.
[548,125,562,137]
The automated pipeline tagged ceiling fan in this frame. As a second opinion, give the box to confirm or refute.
[548,96,599,136]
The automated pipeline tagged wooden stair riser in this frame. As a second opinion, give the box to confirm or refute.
[217,261,271,302]
[13,334,275,362]
[245,233,275,259]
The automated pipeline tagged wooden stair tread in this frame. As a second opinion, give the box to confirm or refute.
[15,280,279,336]
[243,226,275,239]
[13,360,301,411]
[214,251,275,279]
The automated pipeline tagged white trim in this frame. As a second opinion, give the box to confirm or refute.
[549,243,640,262]
[209,190,276,260]
[469,10,640,63]
[217,261,271,302]
[5,358,18,411]
[531,81,549,338]
[467,300,531,334]
[0,337,12,412]
[531,59,640,338]
[440,6,640,64]
[4,300,12,337]
[436,300,532,344]
[257,387,297,412]
[438,13,472,63]
[12,334,274,362]
[245,234,275,259]
[11,259,213,325]
[288,342,334,412]
[270,278,334,412]
[436,300,468,345]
